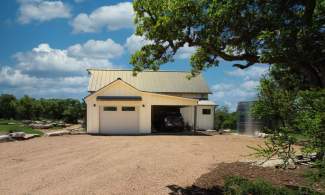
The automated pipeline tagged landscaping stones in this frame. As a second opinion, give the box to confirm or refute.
[23,134,40,139]
[8,132,26,139]
[0,135,14,142]
[29,123,53,129]
[46,130,70,136]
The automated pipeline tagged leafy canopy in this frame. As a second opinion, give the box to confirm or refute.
[131,0,325,87]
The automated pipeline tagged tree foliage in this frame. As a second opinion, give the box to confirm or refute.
[131,0,325,87]
[0,94,17,119]
[251,64,325,182]
[0,94,85,123]
[214,106,237,130]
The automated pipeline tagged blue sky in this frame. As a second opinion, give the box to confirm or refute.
[0,0,268,111]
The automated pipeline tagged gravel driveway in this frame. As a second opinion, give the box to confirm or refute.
[0,134,263,194]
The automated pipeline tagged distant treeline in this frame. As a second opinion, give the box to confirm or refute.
[0,94,85,123]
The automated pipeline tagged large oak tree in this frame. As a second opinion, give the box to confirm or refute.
[130,0,325,87]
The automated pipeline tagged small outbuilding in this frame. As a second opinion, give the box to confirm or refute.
[85,69,216,134]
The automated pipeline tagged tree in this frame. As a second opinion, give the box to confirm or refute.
[251,64,325,181]
[0,94,17,119]
[131,0,325,87]
[214,106,237,130]
[16,95,35,120]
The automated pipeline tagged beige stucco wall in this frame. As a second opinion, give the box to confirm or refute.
[85,80,197,134]
[196,105,215,130]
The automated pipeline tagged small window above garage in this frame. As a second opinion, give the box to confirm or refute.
[202,109,211,115]
[104,106,117,111]
[122,106,135,111]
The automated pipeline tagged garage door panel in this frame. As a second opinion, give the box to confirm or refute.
[99,106,139,134]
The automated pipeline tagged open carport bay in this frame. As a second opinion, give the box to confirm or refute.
[0,134,263,194]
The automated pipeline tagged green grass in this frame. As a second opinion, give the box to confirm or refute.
[0,119,43,135]
[288,131,309,144]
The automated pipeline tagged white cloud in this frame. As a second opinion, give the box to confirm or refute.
[0,66,89,98]
[67,38,124,59]
[175,43,196,59]
[211,80,259,111]
[125,34,151,54]
[1,38,124,98]
[18,0,71,24]
[72,2,134,33]
[14,39,123,77]
[226,66,269,81]
[241,80,259,90]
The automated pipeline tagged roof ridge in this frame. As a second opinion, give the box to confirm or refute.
[87,68,191,73]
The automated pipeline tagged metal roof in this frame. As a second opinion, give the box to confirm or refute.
[87,69,211,93]
[96,96,142,101]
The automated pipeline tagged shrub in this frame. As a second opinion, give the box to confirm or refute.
[223,176,321,195]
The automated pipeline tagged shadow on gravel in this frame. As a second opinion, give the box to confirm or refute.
[166,184,223,195]
[89,131,212,136]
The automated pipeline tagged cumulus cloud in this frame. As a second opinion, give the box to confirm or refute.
[68,38,124,59]
[14,39,123,77]
[225,66,269,81]
[18,0,71,24]
[124,34,151,54]
[211,65,268,111]
[210,82,258,111]
[175,43,196,59]
[72,2,134,33]
[0,66,88,98]
[0,38,124,98]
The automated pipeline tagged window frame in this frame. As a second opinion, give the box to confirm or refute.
[202,108,211,115]
[122,106,136,111]
[103,106,117,111]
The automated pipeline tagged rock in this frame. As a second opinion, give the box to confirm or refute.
[206,129,217,132]
[295,154,304,160]
[222,129,232,133]
[46,130,70,136]
[255,132,269,138]
[0,135,14,142]
[29,123,53,129]
[257,158,295,169]
[9,132,26,138]
[23,134,40,139]
[21,120,32,124]
[7,122,16,125]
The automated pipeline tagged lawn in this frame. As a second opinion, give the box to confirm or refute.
[0,119,43,135]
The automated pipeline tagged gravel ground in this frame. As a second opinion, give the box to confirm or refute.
[0,134,263,195]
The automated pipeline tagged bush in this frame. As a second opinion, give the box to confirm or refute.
[223,176,321,195]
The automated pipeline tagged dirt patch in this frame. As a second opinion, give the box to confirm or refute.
[167,162,324,194]
[195,162,308,189]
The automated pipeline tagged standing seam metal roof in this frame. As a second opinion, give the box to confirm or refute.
[87,69,211,93]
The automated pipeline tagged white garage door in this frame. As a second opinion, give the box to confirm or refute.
[99,106,139,134]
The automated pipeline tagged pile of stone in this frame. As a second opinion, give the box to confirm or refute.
[295,153,317,166]
[0,132,40,143]
[246,153,318,169]
[28,120,68,129]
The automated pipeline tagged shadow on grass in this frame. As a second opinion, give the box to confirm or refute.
[166,184,223,195]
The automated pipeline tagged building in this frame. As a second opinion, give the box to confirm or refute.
[84,69,216,134]
[236,101,262,135]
